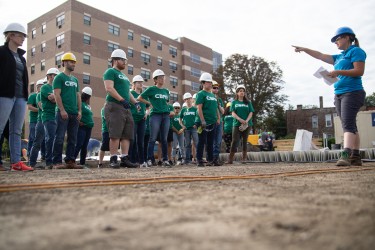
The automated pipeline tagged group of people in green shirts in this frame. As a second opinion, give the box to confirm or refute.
[26,48,255,170]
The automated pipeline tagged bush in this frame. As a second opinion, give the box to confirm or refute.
[327,138,336,149]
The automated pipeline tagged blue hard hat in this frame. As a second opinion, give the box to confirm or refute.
[331,27,355,43]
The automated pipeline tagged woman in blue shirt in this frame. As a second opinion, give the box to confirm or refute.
[292,27,366,166]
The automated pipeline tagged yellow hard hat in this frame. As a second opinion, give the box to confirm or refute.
[226,102,231,108]
[61,52,77,62]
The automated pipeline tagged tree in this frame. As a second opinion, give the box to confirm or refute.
[223,54,288,128]
[259,105,287,138]
[212,65,228,103]
[365,92,375,106]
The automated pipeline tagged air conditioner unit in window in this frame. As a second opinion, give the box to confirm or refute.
[172,55,175,58]
[144,79,148,82]
[173,86,175,88]
[58,45,61,48]
[144,45,147,48]
[172,70,175,73]
[144,62,148,65]
[58,25,62,29]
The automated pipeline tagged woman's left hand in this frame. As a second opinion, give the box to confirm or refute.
[328,70,338,78]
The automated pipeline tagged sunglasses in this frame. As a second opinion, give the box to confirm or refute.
[213,87,219,89]
[174,107,180,109]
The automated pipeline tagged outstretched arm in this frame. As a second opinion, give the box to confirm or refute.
[292,45,334,65]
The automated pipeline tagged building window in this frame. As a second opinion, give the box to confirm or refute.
[83,54,91,65]
[55,54,62,67]
[325,114,332,127]
[42,23,46,34]
[83,14,91,25]
[31,65,35,75]
[83,74,90,85]
[30,83,35,93]
[83,34,91,45]
[32,29,36,39]
[169,61,177,71]
[108,42,119,52]
[128,30,133,40]
[141,35,150,47]
[170,92,178,103]
[157,57,162,66]
[169,46,177,57]
[312,115,318,128]
[56,14,65,27]
[141,69,151,80]
[128,65,133,75]
[128,48,133,58]
[191,53,201,64]
[41,42,46,53]
[108,24,120,36]
[141,52,150,64]
[191,82,200,92]
[191,68,201,78]
[41,61,45,71]
[170,77,178,88]
[157,41,162,50]
[31,47,36,57]
[56,34,64,47]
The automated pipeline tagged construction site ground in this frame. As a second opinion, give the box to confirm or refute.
[0,161,374,250]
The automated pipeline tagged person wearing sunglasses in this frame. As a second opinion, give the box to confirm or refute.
[293,27,366,166]
[212,81,225,166]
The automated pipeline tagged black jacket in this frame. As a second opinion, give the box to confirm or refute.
[0,42,29,99]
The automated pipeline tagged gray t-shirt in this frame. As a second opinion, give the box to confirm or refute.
[12,51,24,98]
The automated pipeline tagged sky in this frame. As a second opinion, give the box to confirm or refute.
[1,0,374,108]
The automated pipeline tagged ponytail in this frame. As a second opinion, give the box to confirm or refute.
[349,34,360,47]
[354,37,360,47]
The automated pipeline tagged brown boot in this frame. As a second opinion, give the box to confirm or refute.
[242,151,248,163]
[227,152,235,164]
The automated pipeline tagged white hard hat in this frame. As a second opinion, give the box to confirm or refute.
[173,102,181,108]
[43,77,47,83]
[46,68,60,76]
[199,72,213,82]
[152,69,165,79]
[182,102,187,107]
[111,49,127,60]
[3,23,27,36]
[36,79,45,86]
[132,75,144,83]
[193,93,197,99]
[236,85,246,92]
[82,86,92,96]
[183,92,192,100]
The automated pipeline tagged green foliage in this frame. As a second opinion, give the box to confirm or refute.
[259,105,287,138]
[365,92,375,106]
[327,138,336,149]
[223,54,288,128]
[279,133,295,139]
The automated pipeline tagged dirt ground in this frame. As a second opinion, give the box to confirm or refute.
[0,161,374,250]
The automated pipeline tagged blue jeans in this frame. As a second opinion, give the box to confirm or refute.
[43,120,57,166]
[52,111,79,164]
[129,119,146,163]
[74,126,92,165]
[184,128,198,163]
[0,97,27,164]
[148,113,170,162]
[172,132,185,160]
[197,125,215,163]
[27,122,36,157]
[29,121,45,167]
[213,122,223,158]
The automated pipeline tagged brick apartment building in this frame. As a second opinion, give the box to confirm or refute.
[286,96,336,138]
[26,0,222,139]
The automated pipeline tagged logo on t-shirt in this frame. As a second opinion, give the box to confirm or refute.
[206,96,217,101]
[64,81,77,87]
[235,104,248,108]
[155,94,168,100]
[118,74,128,80]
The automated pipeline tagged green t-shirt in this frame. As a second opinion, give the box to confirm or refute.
[180,106,197,129]
[130,90,146,122]
[230,100,255,126]
[27,92,38,123]
[140,86,170,116]
[103,68,130,104]
[224,115,234,134]
[195,90,218,125]
[40,84,56,122]
[172,114,182,131]
[101,107,108,133]
[81,102,94,128]
[53,72,79,114]
[217,97,224,122]
[36,93,42,122]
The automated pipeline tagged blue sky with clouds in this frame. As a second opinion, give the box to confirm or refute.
[1,0,374,108]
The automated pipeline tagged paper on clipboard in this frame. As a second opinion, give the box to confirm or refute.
[313,66,338,86]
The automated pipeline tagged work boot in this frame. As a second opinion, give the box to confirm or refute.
[349,154,362,166]
[120,156,138,168]
[110,155,120,169]
[226,152,235,164]
[212,157,223,166]
[336,151,351,166]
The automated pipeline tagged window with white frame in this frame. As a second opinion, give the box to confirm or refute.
[31,47,35,57]
[42,23,46,34]
[157,57,162,66]
[191,68,201,78]
[191,82,200,91]
[128,65,133,75]
[128,48,133,58]
[32,29,36,39]
[170,92,178,103]
[108,23,120,36]
[157,41,162,50]
[170,77,178,87]
[41,61,45,71]
[56,14,65,27]
[141,52,150,63]
[169,61,177,71]
[312,115,318,128]
[325,114,332,127]
[141,69,151,80]
[83,54,90,65]
[141,36,150,47]
[41,42,46,53]
[55,54,63,67]
[83,34,91,45]
[83,74,90,85]
[56,34,64,47]
[128,30,133,40]
[31,65,35,74]
[191,53,201,64]
[169,46,177,57]
[108,42,119,52]
[83,14,91,26]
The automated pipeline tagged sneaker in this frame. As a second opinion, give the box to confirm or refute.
[147,160,157,167]
[53,163,67,169]
[336,151,351,166]
[110,155,120,169]
[212,159,223,166]
[140,162,149,168]
[168,160,174,166]
[98,163,103,168]
[11,161,34,171]
[176,160,182,166]
[197,161,205,167]
[205,161,213,166]
[349,155,362,166]
[163,161,172,167]
[120,156,138,168]
[157,160,163,166]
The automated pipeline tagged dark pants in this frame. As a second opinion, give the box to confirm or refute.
[129,119,146,163]
[197,124,215,163]
[74,126,92,165]
[230,126,251,153]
